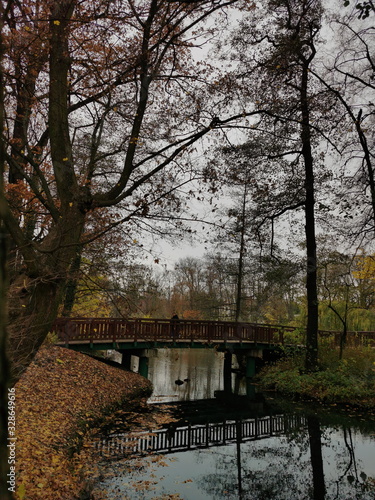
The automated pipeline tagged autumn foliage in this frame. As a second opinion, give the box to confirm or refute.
[1,0,249,382]
[14,345,151,500]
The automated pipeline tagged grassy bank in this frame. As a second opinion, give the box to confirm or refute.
[258,346,375,409]
[13,345,152,500]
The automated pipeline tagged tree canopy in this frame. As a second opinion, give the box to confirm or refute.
[1,0,252,380]
[0,0,374,377]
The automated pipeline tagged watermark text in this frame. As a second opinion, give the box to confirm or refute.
[7,387,16,493]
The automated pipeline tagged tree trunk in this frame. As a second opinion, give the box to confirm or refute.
[61,250,82,317]
[301,62,319,372]
[235,187,248,322]
[6,201,86,381]
[7,275,63,381]
[4,0,84,382]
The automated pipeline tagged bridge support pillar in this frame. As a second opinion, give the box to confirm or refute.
[223,350,232,394]
[121,352,132,370]
[242,349,263,379]
[139,356,149,378]
[245,356,256,378]
[246,379,256,398]
[234,349,263,379]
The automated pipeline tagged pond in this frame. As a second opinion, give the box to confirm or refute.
[90,349,375,500]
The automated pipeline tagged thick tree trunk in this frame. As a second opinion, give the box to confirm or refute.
[301,62,319,372]
[6,203,86,382]
[4,0,83,382]
[61,250,82,317]
[7,275,63,381]
[304,161,319,371]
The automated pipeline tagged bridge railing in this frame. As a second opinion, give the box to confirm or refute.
[318,329,375,347]
[52,317,375,347]
[52,317,294,345]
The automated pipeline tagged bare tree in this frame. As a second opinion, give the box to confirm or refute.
[2,0,248,380]
[314,9,375,238]
[220,0,328,370]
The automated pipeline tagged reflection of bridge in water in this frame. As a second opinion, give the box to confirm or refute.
[95,414,306,457]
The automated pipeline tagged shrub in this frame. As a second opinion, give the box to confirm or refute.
[258,346,375,405]
[282,327,306,345]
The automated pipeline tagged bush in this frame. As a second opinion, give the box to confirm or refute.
[258,346,375,405]
[282,328,306,345]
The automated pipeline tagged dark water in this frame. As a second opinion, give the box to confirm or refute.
[92,349,375,500]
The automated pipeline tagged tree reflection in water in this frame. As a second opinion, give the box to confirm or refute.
[194,414,374,500]
[93,406,375,500]
[308,416,326,500]
[92,347,375,500]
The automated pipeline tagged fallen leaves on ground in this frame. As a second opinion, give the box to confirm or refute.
[14,345,152,500]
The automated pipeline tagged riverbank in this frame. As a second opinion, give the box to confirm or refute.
[12,345,152,500]
[257,346,375,411]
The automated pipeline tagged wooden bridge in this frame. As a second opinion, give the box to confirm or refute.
[53,317,375,380]
[94,413,307,457]
[53,316,375,349]
[54,317,289,347]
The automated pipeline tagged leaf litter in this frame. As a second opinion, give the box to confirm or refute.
[13,345,152,499]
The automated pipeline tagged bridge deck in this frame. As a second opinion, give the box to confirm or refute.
[53,317,375,348]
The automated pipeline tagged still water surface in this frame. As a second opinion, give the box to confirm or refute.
[92,349,375,500]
